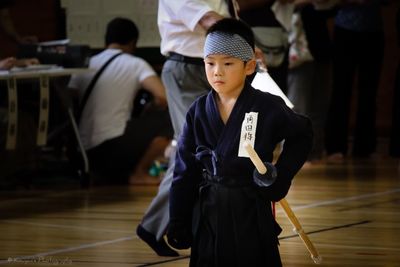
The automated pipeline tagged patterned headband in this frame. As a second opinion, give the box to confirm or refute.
[204,31,254,61]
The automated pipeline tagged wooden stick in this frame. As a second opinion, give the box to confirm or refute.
[243,142,267,174]
[279,198,322,264]
[243,142,322,264]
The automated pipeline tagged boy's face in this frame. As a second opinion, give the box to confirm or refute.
[204,54,256,97]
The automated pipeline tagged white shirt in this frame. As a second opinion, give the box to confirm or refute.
[158,0,230,58]
[68,48,156,150]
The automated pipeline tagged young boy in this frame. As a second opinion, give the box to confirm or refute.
[167,18,313,267]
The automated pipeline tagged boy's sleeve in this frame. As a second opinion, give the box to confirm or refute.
[262,104,313,201]
[169,105,202,224]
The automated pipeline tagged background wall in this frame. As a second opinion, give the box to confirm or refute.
[60,0,160,48]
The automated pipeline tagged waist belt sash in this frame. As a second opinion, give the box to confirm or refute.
[202,171,254,188]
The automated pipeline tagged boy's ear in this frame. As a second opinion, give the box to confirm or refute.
[245,58,257,75]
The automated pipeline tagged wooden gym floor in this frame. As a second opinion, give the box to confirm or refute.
[0,157,399,267]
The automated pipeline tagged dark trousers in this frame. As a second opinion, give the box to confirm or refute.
[287,60,331,160]
[390,63,400,157]
[87,107,173,184]
[325,26,384,156]
[268,53,289,95]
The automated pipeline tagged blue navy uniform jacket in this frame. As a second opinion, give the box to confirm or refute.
[170,82,313,267]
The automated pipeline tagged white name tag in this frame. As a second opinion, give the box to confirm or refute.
[238,112,258,158]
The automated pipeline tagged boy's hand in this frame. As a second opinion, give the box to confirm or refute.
[253,162,277,187]
[167,219,192,249]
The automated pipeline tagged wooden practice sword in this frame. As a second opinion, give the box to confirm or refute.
[243,142,322,264]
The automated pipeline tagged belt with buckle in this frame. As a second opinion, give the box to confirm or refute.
[167,52,204,66]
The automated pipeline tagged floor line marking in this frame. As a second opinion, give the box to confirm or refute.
[313,242,400,252]
[279,220,371,240]
[277,188,400,213]
[0,220,133,234]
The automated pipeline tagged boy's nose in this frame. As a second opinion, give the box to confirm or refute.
[214,65,222,76]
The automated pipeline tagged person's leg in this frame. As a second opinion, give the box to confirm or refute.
[288,62,322,162]
[136,154,177,256]
[86,132,150,185]
[390,8,400,159]
[287,61,313,116]
[137,60,210,256]
[353,31,384,157]
[268,53,289,94]
[87,107,172,185]
[390,63,400,157]
[129,136,171,185]
[325,26,357,158]
[307,60,332,161]
[162,61,211,139]
[128,106,173,184]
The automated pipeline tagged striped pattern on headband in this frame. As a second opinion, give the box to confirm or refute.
[204,31,254,61]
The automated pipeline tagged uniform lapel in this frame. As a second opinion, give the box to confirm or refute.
[210,83,255,157]
[205,91,225,143]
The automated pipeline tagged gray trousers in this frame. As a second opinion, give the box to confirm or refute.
[287,61,331,160]
[140,59,210,240]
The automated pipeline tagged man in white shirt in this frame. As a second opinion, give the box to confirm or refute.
[68,17,171,185]
[136,0,232,257]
